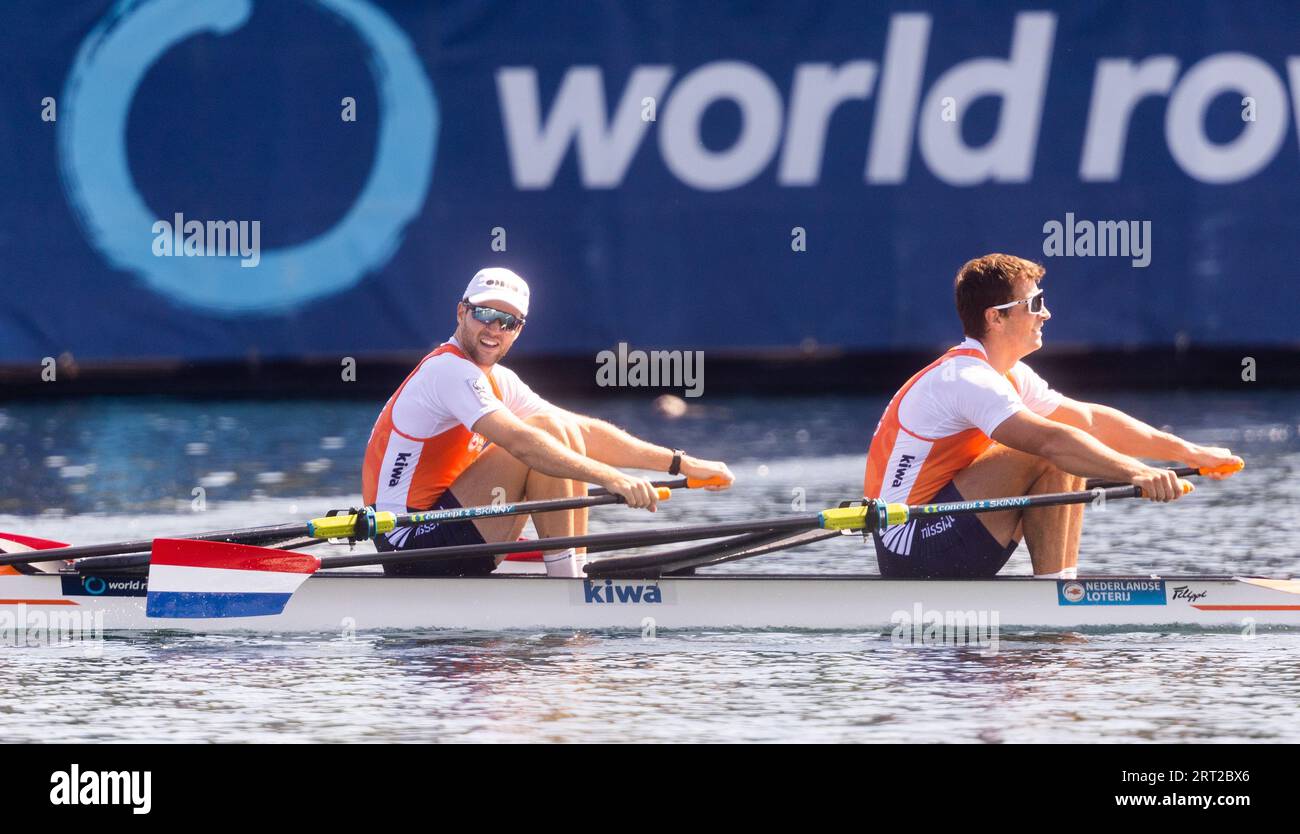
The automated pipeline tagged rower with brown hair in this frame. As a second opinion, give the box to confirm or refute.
[863,254,1242,579]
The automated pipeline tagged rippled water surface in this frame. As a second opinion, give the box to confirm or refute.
[2,392,1298,742]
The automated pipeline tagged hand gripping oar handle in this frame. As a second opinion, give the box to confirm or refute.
[1085,460,1243,490]
[588,475,729,497]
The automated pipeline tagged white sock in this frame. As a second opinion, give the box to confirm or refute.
[543,548,586,577]
[1034,567,1078,579]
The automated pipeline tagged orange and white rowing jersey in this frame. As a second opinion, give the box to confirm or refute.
[362,337,553,513]
[864,337,1062,550]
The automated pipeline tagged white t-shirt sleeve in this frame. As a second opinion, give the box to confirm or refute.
[418,359,505,431]
[1010,361,1065,417]
[494,365,556,420]
[950,362,1027,436]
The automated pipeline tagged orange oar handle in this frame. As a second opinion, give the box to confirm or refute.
[1197,460,1244,477]
[686,476,730,489]
[1179,480,1195,495]
[655,487,672,500]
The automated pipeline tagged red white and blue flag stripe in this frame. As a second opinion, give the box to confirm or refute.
[146,539,320,619]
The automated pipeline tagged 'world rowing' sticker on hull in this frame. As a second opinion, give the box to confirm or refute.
[1057,579,1166,606]
[60,575,149,597]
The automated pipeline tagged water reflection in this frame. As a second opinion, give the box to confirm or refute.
[5,628,1296,742]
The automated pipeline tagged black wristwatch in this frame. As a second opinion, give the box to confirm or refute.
[668,449,684,476]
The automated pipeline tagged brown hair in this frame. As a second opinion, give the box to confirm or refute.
[954,254,1045,339]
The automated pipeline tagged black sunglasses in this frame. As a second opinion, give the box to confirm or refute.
[462,302,525,332]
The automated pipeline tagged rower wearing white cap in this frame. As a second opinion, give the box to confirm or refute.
[362,267,734,576]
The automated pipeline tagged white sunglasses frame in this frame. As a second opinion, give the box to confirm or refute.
[989,289,1048,316]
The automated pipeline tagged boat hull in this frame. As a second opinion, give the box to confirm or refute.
[2,572,1299,633]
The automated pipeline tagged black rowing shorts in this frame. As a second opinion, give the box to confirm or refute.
[375,490,496,577]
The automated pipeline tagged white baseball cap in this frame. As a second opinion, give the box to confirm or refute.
[463,268,530,318]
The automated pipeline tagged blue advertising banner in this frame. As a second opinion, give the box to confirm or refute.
[1,0,1298,364]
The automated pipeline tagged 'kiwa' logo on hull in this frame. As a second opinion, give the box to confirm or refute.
[583,580,663,604]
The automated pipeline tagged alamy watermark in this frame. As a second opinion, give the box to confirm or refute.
[595,342,704,398]
[1,604,104,657]
[891,603,1000,654]
[152,212,260,267]
[1042,212,1150,267]
[50,764,151,814]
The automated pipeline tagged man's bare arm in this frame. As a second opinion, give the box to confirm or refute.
[1047,399,1191,459]
[992,410,1184,501]
[471,410,659,508]
[552,409,735,489]
[555,411,673,469]
[1048,398,1241,476]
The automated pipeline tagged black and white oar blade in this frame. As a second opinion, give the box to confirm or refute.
[145,539,320,619]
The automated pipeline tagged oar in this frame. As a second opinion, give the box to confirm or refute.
[0,485,684,569]
[132,505,867,589]
[278,481,1206,570]
[136,480,1199,619]
[1084,460,1243,490]
[586,528,836,577]
[220,479,1202,573]
[869,480,1194,530]
[136,511,850,619]
[588,530,843,577]
[586,481,1199,577]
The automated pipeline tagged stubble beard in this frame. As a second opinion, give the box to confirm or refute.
[457,323,511,367]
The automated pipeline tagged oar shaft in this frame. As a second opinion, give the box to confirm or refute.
[586,484,1189,576]
[884,482,1187,529]
[0,485,678,568]
[1085,466,1192,489]
[391,489,666,529]
[5,476,1194,574]
[318,513,825,570]
[244,481,1186,571]
[0,526,303,567]
[312,480,711,537]
[585,528,796,576]
[308,488,671,539]
[320,482,1172,573]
